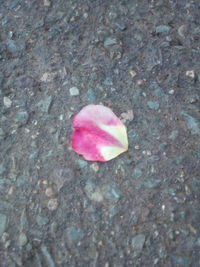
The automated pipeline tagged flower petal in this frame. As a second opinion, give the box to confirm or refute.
[72,104,128,162]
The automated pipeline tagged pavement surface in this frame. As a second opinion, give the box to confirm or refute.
[0,0,200,266]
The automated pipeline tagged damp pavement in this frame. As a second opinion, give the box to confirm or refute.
[0,0,200,266]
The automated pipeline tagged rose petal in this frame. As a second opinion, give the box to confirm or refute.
[72,104,128,162]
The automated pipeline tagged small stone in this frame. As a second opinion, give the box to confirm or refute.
[78,159,88,169]
[7,39,25,54]
[18,232,28,247]
[69,87,79,96]
[40,72,53,82]
[45,187,54,197]
[44,0,51,6]
[130,70,137,77]
[169,130,179,140]
[0,214,7,236]
[188,95,199,104]
[15,111,29,125]
[156,25,171,34]
[37,96,52,113]
[178,25,187,38]
[131,234,145,250]
[121,110,134,122]
[90,163,99,172]
[137,79,145,86]
[171,255,192,267]
[147,101,160,110]
[20,209,28,231]
[47,198,58,211]
[181,111,200,135]
[102,183,122,203]
[36,215,49,226]
[66,227,85,245]
[186,70,195,79]
[104,38,117,47]
[143,179,161,188]
[133,168,143,178]
[86,88,96,103]
[196,238,200,247]
[109,205,119,218]
[103,77,113,86]
[168,89,174,95]
[115,21,126,31]
[84,182,103,202]
[40,245,55,266]
[3,97,12,108]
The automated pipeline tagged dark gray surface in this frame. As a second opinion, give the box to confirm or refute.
[0,0,200,266]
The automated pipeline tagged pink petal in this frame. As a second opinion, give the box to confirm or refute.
[72,105,128,162]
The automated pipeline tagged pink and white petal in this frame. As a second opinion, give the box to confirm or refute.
[72,105,128,162]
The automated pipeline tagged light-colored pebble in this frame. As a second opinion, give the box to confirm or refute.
[3,97,12,108]
[45,187,54,197]
[90,163,99,172]
[69,87,79,96]
[186,70,195,79]
[47,198,58,210]
[130,70,137,77]
[44,0,51,6]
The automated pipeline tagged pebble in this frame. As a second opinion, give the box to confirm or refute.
[18,232,28,247]
[178,25,187,38]
[36,215,49,226]
[0,213,7,236]
[147,101,160,110]
[86,88,96,103]
[3,97,12,108]
[20,209,28,231]
[47,198,58,211]
[44,0,51,7]
[169,130,179,140]
[66,227,85,245]
[104,38,117,47]
[78,159,88,169]
[41,245,55,266]
[69,87,79,96]
[186,70,195,79]
[171,255,192,267]
[109,205,119,218]
[131,234,145,250]
[155,25,171,34]
[130,70,137,77]
[121,110,134,122]
[143,179,161,188]
[103,77,113,86]
[90,163,99,172]
[40,72,53,82]
[45,187,54,197]
[181,111,200,135]
[168,89,174,95]
[84,182,104,202]
[37,96,52,113]
[6,39,25,54]
[15,111,29,125]
[115,21,126,31]
[133,168,143,178]
[101,183,122,203]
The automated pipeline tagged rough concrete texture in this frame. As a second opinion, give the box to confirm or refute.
[0,0,200,266]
